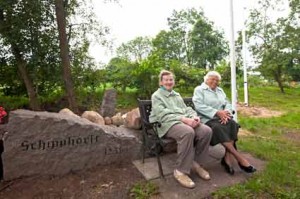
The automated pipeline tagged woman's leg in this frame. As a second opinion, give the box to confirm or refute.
[165,124,196,188]
[193,124,212,163]
[224,149,235,165]
[222,140,250,167]
[193,124,212,180]
[165,123,195,174]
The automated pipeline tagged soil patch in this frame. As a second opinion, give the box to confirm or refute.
[238,128,254,137]
[237,104,284,118]
[284,131,300,143]
[0,163,144,199]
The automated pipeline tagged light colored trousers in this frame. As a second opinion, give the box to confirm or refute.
[165,123,212,174]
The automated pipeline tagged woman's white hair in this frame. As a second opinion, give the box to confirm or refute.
[203,71,221,82]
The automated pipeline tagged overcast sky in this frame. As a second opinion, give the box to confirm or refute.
[89,0,285,65]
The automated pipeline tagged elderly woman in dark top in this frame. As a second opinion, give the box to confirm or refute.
[149,70,212,189]
[193,71,256,175]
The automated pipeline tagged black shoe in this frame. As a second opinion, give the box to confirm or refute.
[238,162,257,173]
[221,157,234,175]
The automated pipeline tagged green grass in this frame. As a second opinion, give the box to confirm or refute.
[239,86,300,110]
[129,182,159,199]
[212,86,300,198]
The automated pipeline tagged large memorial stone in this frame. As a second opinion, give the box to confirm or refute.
[3,109,141,180]
[100,89,117,117]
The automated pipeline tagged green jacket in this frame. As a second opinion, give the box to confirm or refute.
[192,83,232,124]
[149,88,197,138]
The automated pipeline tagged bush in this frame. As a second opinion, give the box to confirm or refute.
[0,95,29,111]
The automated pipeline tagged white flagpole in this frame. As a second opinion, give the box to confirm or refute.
[229,0,237,121]
[242,3,249,106]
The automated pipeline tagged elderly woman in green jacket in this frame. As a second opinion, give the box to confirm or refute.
[193,71,256,175]
[149,70,212,189]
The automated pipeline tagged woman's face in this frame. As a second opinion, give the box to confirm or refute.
[160,74,175,91]
[206,75,220,90]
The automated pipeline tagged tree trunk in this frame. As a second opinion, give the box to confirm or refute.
[277,79,284,93]
[0,9,40,110]
[274,71,285,93]
[54,0,78,112]
[12,47,41,110]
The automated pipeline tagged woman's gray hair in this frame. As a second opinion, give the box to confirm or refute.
[158,69,175,85]
[204,71,221,82]
[159,70,174,81]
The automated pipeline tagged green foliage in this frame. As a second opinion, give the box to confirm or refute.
[0,95,29,111]
[0,0,61,96]
[246,0,300,92]
[246,74,267,88]
[215,60,232,88]
[170,64,206,94]
[116,36,152,63]
[129,182,159,199]
[106,57,137,91]
[116,89,138,112]
[190,16,228,68]
[152,30,185,64]
[163,8,228,68]
[131,54,163,98]
[0,0,109,108]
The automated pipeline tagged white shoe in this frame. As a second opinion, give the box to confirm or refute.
[173,169,195,189]
[192,162,210,180]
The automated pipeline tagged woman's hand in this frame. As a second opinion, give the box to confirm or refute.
[192,116,201,127]
[181,117,200,128]
[216,110,232,124]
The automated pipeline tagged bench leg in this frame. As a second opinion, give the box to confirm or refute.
[142,133,146,163]
[154,142,164,179]
[156,153,164,179]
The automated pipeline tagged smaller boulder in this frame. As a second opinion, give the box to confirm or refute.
[104,117,112,125]
[59,108,79,118]
[81,111,105,125]
[124,108,141,130]
[111,113,124,126]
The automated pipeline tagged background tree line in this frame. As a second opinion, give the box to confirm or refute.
[0,0,299,112]
[240,0,300,93]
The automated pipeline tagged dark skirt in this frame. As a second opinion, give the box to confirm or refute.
[206,118,239,146]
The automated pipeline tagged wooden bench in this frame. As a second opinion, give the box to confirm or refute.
[137,97,195,178]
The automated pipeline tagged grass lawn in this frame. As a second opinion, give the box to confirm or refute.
[213,86,300,198]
